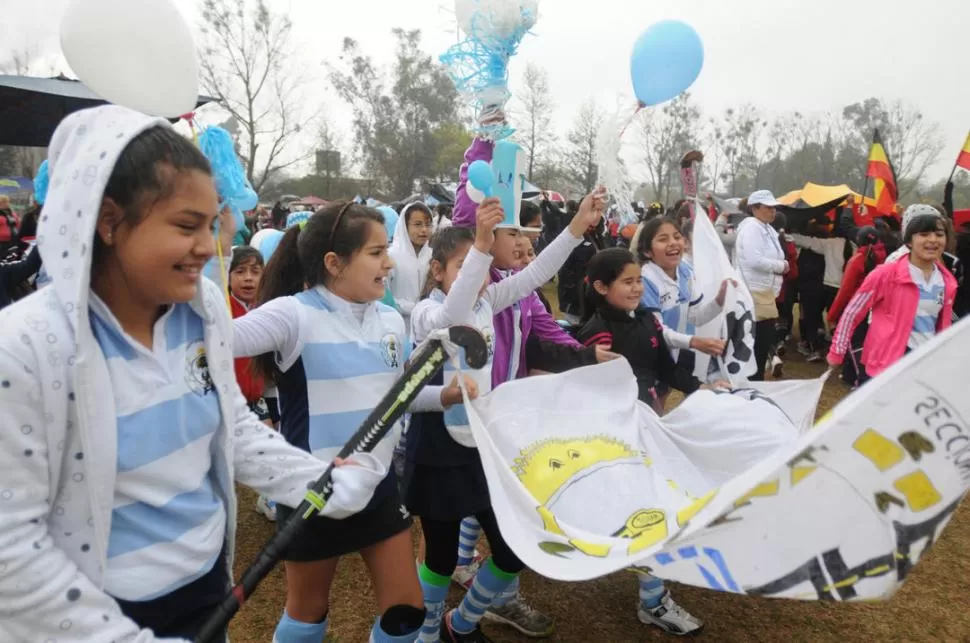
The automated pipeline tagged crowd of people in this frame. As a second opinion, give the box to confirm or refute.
[0,102,967,643]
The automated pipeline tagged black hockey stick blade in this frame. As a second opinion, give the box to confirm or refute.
[194,325,487,642]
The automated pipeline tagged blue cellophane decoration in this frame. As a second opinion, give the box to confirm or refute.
[198,126,258,230]
[33,160,49,205]
[286,210,311,230]
[440,0,539,141]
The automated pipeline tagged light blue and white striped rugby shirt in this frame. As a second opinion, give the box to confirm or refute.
[277,286,411,465]
[907,262,945,350]
[89,295,224,601]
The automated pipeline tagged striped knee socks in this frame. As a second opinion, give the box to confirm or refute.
[449,558,517,634]
[638,571,666,609]
[418,563,450,643]
[456,516,481,567]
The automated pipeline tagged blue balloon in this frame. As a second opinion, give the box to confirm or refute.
[630,20,704,107]
[467,160,495,197]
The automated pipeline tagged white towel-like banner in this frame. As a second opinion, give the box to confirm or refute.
[465,318,970,601]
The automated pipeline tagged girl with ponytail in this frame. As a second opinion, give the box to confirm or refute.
[234,201,473,643]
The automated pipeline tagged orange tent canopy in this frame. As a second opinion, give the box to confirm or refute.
[777,182,878,209]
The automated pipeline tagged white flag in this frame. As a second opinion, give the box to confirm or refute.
[689,206,756,384]
[466,317,970,600]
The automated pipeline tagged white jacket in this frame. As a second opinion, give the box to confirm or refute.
[733,217,786,296]
[387,203,432,321]
[0,106,367,642]
[790,234,848,289]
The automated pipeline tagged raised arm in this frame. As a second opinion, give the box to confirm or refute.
[410,247,493,343]
[452,138,495,229]
[487,230,580,312]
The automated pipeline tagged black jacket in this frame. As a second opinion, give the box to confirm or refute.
[0,242,42,309]
[576,306,701,405]
[557,234,602,316]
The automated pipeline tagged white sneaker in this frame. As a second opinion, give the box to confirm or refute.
[770,355,784,379]
[638,591,704,636]
[255,495,277,522]
[451,551,484,590]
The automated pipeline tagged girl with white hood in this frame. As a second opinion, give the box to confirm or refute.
[388,202,433,333]
[0,105,385,642]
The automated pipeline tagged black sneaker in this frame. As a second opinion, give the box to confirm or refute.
[441,610,494,643]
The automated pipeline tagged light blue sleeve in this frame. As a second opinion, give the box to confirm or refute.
[640,275,661,310]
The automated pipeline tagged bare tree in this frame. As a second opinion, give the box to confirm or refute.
[639,93,700,205]
[882,101,945,197]
[716,104,771,196]
[841,98,944,199]
[703,118,725,195]
[563,99,602,195]
[198,0,316,193]
[515,63,555,182]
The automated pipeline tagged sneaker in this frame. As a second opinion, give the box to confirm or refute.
[770,355,784,379]
[774,343,787,358]
[638,591,704,636]
[440,610,494,643]
[484,597,555,638]
[797,341,812,356]
[255,495,277,522]
[452,551,485,590]
[806,351,823,363]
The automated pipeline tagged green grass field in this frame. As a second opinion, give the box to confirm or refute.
[228,285,970,642]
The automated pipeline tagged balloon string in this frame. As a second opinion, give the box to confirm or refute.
[183,112,231,310]
[617,104,644,140]
[215,226,231,311]
[182,112,200,147]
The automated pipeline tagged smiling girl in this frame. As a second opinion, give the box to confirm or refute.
[576,247,726,637]
[828,212,958,381]
[0,106,383,642]
[232,202,474,643]
[636,217,730,398]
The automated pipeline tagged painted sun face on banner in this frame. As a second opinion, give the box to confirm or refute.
[509,435,716,559]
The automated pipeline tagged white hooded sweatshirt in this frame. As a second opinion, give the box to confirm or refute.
[0,106,383,642]
[387,203,432,328]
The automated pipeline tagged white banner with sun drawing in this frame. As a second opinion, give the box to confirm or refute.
[465,318,970,600]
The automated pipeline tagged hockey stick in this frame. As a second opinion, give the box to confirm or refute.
[194,326,489,642]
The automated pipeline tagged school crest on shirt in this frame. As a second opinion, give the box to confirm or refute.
[482,326,496,358]
[185,341,215,395]
[380,333,401,369]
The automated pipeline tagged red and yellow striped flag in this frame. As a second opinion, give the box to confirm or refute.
[957,131,970,171]
[866,129,897,216]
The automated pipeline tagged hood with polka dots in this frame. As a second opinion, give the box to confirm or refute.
[38,105,169,335]
[0,105,333,642]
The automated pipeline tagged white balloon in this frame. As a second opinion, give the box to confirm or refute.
[455,0,539,40]
[465,181,486,205]
[61,0,199,117]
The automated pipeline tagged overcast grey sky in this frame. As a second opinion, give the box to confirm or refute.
[5,0,969,181]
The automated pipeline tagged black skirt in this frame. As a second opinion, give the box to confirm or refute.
[400,458,492,521]
[274,476,412,561]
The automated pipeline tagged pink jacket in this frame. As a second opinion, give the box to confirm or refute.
[828,258,957,377]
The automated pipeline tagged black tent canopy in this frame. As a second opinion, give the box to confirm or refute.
[0,75,215,147]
